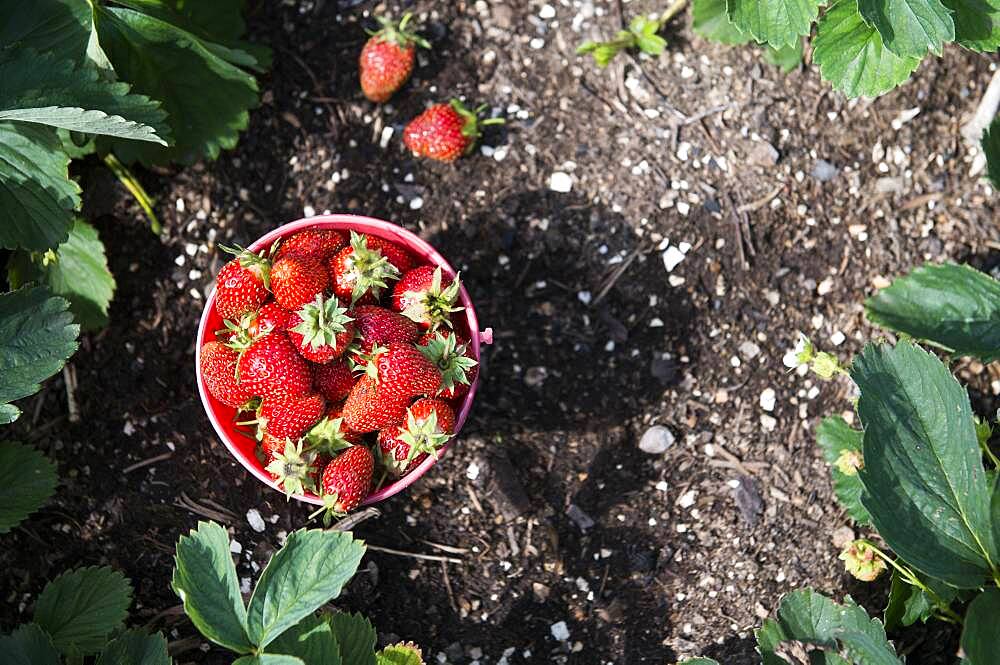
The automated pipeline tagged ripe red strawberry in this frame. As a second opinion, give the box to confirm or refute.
[324,403,365,444]
[418,330,479,400]
[403,100,504,162]
[259,392,326,440]
[271,254,328,311]
[367,235,415,274]
[200,341,254,408]
[328,231,407,304]
[392,265,464,330]
[318,445,374,514]
[359,13,430,103]
[371,342,442,398]
[351,305,420,352]
[287,295,356,364]
[377,398,455,477]
[220,302,291,349]
[237,331,312,400]
[214,245,272,319]
[312,360,355,403]
[274,229,346,262]
[342,374,409,432]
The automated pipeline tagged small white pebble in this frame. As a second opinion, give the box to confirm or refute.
[759,388,776,412]
[662,246,686,272]
[466,462,480,481]
[529,37,545,49]
[230,540,243,554]
[303,205,316,217]
[678,490,696,508]
[539,3,556,18]
[577,291,592,305]
[549,171,573,192]
[246,509,266,533]
[550,621,571,641]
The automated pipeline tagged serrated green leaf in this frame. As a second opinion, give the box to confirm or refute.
[0,441,58,533]
[854,341,998,587]
[865,263,1000,362]
[726,0,820,47]
[816,416,872,525]
[269,614,342,665]
[858,0,956,57]
[8,220,117,331]
[234,656,305,665]
[94,5,260,165]
[814,0,922,98]
[0,0,111,69]
[0,286,79,419]
[883,568,959,630]
[943,0,1000,50]
[0,623,61,665]
[108,0,271,71]
[96,629,171,665]
[247,530,365,649]
[0,122,80,252]
[172,521,252,654]
[0,49,169,143]
[693,0,753,43]
[961,588,1000,665]
[58,128,98,159]
[329,612,377,665]
[377,644,425,665]
[984,115,1000,189]
[762,38,804,72]
[756,589,901,664]
[34,566,132,656]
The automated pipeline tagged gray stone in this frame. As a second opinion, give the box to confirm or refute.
[638,425,675,454]
[811,159,839,182]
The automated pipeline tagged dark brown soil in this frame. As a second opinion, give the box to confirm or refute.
[3,1,998,664]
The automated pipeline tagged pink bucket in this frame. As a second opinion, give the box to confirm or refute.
[195,214,490,506]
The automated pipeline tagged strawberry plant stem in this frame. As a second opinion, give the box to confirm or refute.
[103,153,161,234]
[859,539,964,623]
[657,0,688,27]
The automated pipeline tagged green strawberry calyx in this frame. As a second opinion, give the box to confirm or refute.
[291,294,354,352]
[219,242,276,290]
[449,99,505,154]
[369,12,431,50]
[345,231,401,304]
[397,408,451,463]
[419,332,477,395]
[304,416,354,456]
[401,266,464,329]
[265,439,318,498]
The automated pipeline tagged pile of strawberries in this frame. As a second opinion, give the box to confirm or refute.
[359,13,503,162]
[199,227,478,517]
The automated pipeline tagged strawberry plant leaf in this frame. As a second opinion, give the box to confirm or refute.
[329,612,377,665]
[246,529,365,649]
[725,0,820,48]
[234,656,306,665]
[944,0,1000,50]
[984,115,1000,189]
[693,0,752,44]
[814,0,922,98]
[0,49,169,143]
[0,286,79,423]
[755,589,901,664]
[762,38,804,72]
[377,643,425,665]
[172,521,253,654]
[0,0,112,70]
[961,588,1000,665]
[816,416,871,525]
[0,623,61,665]
[93,5,261,165]
[0,441,58,533]
[95,629,171,665]
[865,262,1000,362]
[269,614,342,665]
[8,220,117,332]
[34,566,132,657]
[853,341,998,587]
[108,0,272,71]
[858,0,955,57]
[0,122,80,252]
[883,568,959,630]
